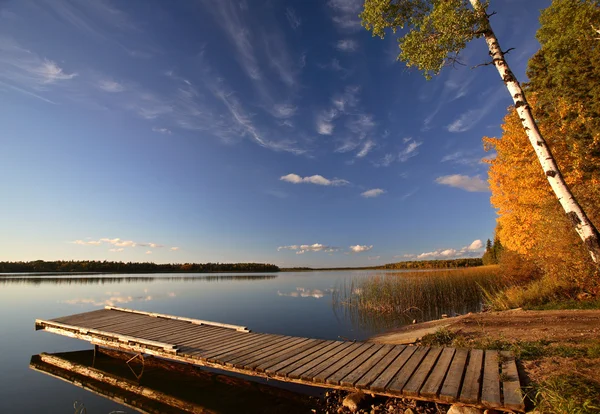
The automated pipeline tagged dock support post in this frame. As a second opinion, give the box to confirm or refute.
[92,344,99,367]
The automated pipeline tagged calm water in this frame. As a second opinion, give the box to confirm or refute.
[0,270,478,413]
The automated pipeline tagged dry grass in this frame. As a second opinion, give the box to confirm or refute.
[332,266,503,330]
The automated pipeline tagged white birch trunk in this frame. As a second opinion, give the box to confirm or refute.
[469,0,600,265]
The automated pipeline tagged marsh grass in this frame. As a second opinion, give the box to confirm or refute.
[332,266,503,330]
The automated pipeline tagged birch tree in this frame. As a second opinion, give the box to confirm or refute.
[360,0,600,265]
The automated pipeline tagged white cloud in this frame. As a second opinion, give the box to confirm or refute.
[361,188,385,198]
[328,0,363,31]
[401,239,485,260]
[35,60,77,83]
[280,173,349,186]
[152,126,172,135]
[316,108,338,135]
[145,250,152,254]
[468,239,483,250]
[272,103,297,119]
[97,79,124,92]
[446,87,507,132]
[356,140,375,158]
[170,247,179,251]
[285,7,301,30]
[336,39,358,52]
[398,139,422,162]
[435,174,488,192]
[109,248,124,252]
[368,256,381,261]
[349,244,373,253]
[277,243,339,254]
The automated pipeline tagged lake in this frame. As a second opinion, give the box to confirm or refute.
[0,270,485,413]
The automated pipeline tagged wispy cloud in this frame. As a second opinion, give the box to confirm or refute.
[316,109,337,135]
[349,244,373,253]
[361,188,385,198]
[446,87,506,132]
[170,247,179,251]
[285,7,301,30]
[272,103,297,119]
[336,39,358,52]
[152,126,172,135]
[278,287,331,298]
[0,37,77,102]
[356,140,375,158]
[280,173,350,186]
[72,237,167,250]
[368,255,381,261]
[328,0,363,32]
[398,139,422,162]
[97,79,124,92]
[435,174,488,192]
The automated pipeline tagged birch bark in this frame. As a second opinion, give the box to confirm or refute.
[469,0,600,264]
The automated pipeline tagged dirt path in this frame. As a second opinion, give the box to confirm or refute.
[369,309,600,344]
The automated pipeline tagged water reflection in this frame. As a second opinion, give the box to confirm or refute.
[0,274,277,285]
[30,349,319,414]
[277,287,333,299]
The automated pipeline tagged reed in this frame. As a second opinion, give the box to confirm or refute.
[332,266,503,331]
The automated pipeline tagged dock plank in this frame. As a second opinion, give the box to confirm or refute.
[316,343,377,384]
[481,350,501,408]
[350,345,404,389]
[500,351,524,411]
[326,344,383,385]
[276,341,344,377]
[420,347,455,398]
[35,307,525,412]
[439,348,468,403]
[459,349,484,405]
[386,347,430,393]
[369,346,417,392]
[402,347,443,397]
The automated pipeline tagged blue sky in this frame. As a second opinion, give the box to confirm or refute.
[0,0,550,267]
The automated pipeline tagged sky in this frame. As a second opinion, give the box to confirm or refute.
[0,0,551,267]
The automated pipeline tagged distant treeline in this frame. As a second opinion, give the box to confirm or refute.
[0,260,280,274]
[281,258,484,272]
[378,258,483,270]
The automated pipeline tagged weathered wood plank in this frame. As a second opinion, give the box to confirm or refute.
[386,346,430,393]
[299,342,364,382]
[51,309,109,323]
[420,347,455,399]
[105,306,249,332]
[403,347,443,397]
[439,348,468,403]
[255,339,324,372]
[253,339,321,372]
[222,336,295,366]
[277,341,345,377]
[326,344,383,385]
[338,345,394,388]
[500,351,525,411]
[234,337,310,369]
[265,340,334,375]
[352,345,405,389]
[481,350,502,408]
[369,346,416,392]
[315,343,376,384]
[287,342,354,380]
[459,349,484,405]
[197,334,273,359]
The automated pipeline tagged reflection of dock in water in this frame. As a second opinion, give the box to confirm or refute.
[30,349,317,414]
[35,306,525,412]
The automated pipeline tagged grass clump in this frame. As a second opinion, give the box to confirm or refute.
[534,374,600,414]
[420,328,456,346]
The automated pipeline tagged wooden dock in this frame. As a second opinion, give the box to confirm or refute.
[35,307,525,412]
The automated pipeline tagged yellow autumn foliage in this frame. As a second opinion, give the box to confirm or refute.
[484,96,600,292]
